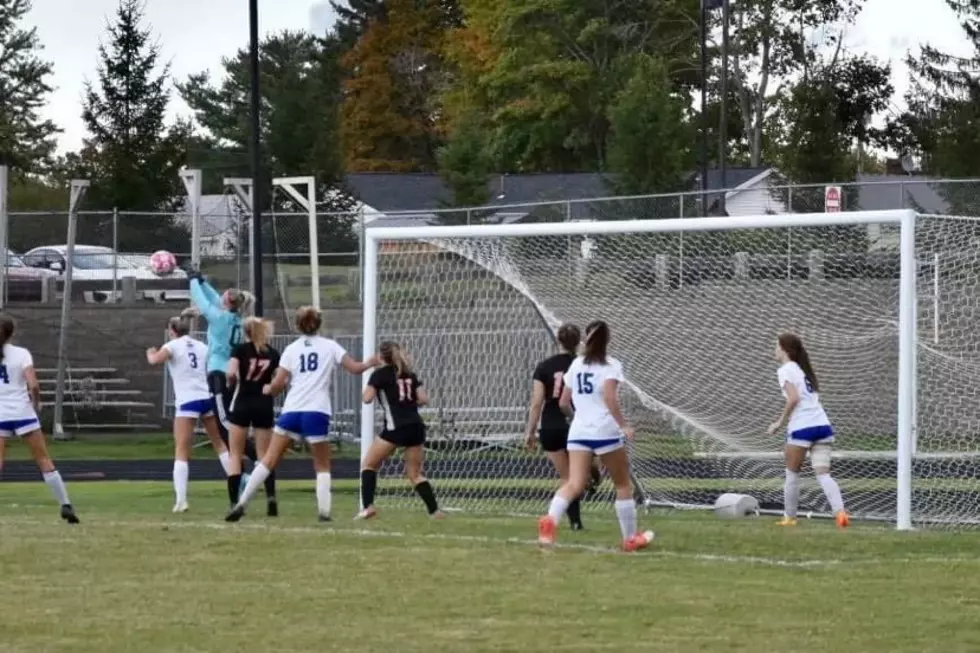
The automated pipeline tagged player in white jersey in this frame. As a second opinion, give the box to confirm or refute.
[0,315,79,523]
[146,316,230,513]
[226,306,380,522]
[537,321,653,552]
[767,333,850,528]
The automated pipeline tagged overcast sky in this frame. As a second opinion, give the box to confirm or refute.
[25,0,971,154]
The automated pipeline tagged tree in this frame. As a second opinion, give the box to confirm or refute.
[890,1,980,178]
[0,0,60,172]
[340,0,449,172]
[723,0,867,166]
[180,31,357,253]
[607,55,694,194]
[78,0,191,252]
[444,0,700,173]
[776,55,892,184]
[437,115,493,208]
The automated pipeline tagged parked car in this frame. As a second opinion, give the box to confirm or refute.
[22,245,189,303]
[3,250,58,301]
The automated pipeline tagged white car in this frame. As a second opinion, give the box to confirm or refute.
[22,245,189,303]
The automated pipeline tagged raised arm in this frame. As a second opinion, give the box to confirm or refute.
[190,279,222,322]
[342,353,381,375]
[146,345,172,366]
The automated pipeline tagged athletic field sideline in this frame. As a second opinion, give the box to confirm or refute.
[1,481,979,653]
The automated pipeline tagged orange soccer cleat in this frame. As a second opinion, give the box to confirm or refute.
[538,515,557,546]
[778,516,798,527]
[836,511,851,529]
[623,530,654,552]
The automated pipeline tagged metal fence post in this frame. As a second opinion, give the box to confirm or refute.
[112,207,119,301]
[53,180,90,441]
[0,166,8,310]
[787,185,794,213]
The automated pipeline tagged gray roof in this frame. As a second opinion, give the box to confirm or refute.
[344,173,614,215]
[854,174,952,213]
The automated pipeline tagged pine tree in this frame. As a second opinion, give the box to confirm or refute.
[0,0,60,172]
[79,0,190,251]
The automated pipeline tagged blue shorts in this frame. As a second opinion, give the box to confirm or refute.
[787,424,834,448]
[566,437,624,456]
[0,417,40,438]
[275,411,331,444]
[176,398,214,419]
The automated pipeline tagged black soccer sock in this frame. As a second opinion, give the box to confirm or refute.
[227,474,242,505]
[264,470,277,501]
[360,469,377,509]
[567,497,583,529]
[244,438,258,463]
[414,480,439,515]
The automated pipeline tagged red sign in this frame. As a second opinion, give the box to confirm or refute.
[825,186,842,213]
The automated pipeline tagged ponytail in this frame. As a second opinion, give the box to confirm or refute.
[778,333,819,392]
[245,317,273,353]
[0,315,15,363]
[380,341,411,376]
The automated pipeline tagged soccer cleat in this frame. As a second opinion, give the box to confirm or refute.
[172,501,189,514]
[570,521,585,531]
[430,510,446,520]
[778,516,798,527]
[623,530,654,552]
[318,514,332,523]
[225,505,245,522]
[537,515,557,546]
[60,504,80,525]
[836,511,851,529]
[354,506,377,521]
[267,500,278,517]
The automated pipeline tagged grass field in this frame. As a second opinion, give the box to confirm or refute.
[2,481,980,653]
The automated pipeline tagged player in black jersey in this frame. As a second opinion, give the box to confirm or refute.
[524,324,599,530]
[356,341,442,520]
[225,318,281,515]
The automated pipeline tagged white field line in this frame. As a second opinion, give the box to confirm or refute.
[5,514,980,568]
[0,514,834,568]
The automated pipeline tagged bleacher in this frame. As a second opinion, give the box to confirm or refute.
[36,367,159,432]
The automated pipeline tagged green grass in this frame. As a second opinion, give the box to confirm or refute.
[2,481,980,653]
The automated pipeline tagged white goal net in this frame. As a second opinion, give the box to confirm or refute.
[361,211,979,528]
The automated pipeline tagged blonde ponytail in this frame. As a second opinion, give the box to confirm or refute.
[245,317,273,353]
[380,341,411,376]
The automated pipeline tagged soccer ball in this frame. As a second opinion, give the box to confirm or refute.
[149,250,177,276]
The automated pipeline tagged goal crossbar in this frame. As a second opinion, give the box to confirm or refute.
[360,209,918,530]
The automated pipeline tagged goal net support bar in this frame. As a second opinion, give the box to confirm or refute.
[361,210,918,530]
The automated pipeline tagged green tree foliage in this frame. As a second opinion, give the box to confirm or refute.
[607,55,694,194]
[76,0,191,252]
[777,55,892,185]
[445,0,699,173]
[0,0,60,172]
[437,115,493,208]
[180,31,356,253]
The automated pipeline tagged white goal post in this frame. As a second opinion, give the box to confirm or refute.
[361,210,921,529]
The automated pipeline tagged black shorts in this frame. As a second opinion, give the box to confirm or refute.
[207,371,232,414]
[379,423,426,448]
[228,396,275,430]
[539,427,570,453]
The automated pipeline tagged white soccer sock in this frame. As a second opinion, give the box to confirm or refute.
[316,472,332,517]
[614,499,637,540]
[547,494,569,522]
[173,460,189,504]
[218,451,231,476]
[817,473,845,513]
[238,463,270,508]
[784,469,800,518]
[43,470,70,506]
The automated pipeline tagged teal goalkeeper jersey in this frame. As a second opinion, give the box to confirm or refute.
[189,279,244,374]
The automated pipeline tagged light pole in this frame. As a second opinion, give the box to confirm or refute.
[249,0,264,316]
